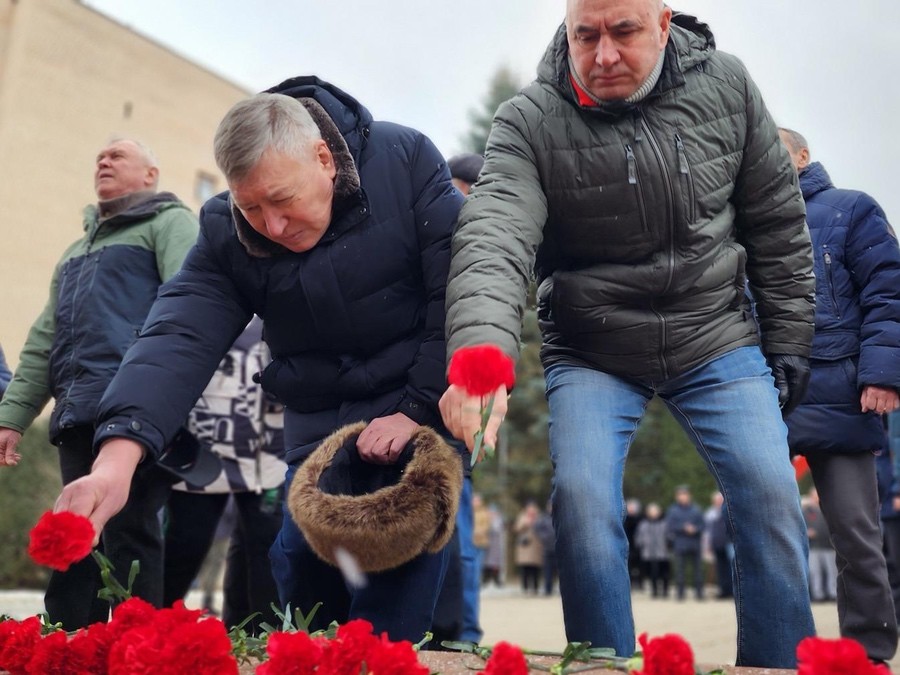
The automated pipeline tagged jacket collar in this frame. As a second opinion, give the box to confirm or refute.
[798,162,834,201]
[83,191,182,233]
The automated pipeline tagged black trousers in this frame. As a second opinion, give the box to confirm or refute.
[713,548,733,598]
[808,451,898,661]
[673,548,704,600]
[644,559,670,597]
[163,487,284,633]
[45,426,173,630]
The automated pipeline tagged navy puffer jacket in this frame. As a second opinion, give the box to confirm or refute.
[96,77,461,465]
[786,162,900,455]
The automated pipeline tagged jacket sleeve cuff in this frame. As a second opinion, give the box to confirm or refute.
[93,417,166,461]
[395,394,441,429]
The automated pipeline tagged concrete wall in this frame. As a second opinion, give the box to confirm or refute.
[0,0,249,374]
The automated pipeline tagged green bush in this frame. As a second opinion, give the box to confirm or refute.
[0,419,61,588]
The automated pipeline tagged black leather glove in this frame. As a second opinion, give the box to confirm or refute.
[767,353,810,416]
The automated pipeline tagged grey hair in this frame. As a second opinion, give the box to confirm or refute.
[214,93,323,182]
[104,137,159,187]
[778,127,809,154]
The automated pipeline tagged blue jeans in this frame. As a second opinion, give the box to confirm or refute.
[270,464,450,643]
[546,347,814,668]
[457,477,484,642]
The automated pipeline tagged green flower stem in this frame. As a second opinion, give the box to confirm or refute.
[470,393,497,467]
[91,550,135,604]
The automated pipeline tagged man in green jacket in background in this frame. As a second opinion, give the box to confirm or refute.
[440,0,816,667]
[0,138,199,629]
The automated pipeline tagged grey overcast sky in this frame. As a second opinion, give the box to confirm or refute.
[83,0,899,224]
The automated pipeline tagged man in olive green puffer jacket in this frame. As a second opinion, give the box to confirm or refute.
[440,0,816,668]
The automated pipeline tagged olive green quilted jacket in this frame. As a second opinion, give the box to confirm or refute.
[446,14,814,381]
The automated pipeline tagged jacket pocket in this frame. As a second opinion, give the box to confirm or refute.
[725,242,749,310]
[624,144,649,233]
[822,245,842,321]
[674,133,696,224]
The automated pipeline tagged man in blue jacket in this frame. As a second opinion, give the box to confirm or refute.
[53,77,462,641]
[779,127,900,664]
[664,485,705,601]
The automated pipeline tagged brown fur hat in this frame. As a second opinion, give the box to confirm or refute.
[288,422,463,573]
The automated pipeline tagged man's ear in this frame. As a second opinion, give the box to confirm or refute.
[797,148,811,171]
[315,140,336,180]
[145,166,160,188]
[658,6,673,48]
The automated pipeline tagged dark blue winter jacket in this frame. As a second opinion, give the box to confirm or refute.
[785,162,900,455]
[664,502,704,554]
[95,77,462,466]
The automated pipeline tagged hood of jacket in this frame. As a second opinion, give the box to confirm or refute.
[229,77,370,258]
[799,162,834,201]
[536,12,715,112]
[82,191,185,233]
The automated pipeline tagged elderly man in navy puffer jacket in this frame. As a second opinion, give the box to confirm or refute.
[779,127,900,665]
[54,77,463,642]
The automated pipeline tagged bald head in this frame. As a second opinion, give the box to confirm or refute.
[778,127,811,173]
[566,0,663,17]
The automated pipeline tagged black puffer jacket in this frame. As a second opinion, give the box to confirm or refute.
[446,15,814,381]
[96,77,461,464]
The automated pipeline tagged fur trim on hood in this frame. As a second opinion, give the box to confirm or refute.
[288,422,463,573]
[231,97,362,258]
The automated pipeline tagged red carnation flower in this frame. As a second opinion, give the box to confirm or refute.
[448,345,516,465]
[108,597,157,633]
[107,601,237,674]
[66,625,107,675]
[318,619,381,675]
[480,641,529,675]
[364,635,429,675]
[24,630,70,675]
[634,632,694,675]
[257,630,326,675]
[448,345,516,397]
[0,616,43,675]
[28,511,95,572]
[797,636,888,675]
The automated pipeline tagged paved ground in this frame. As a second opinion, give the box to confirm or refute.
[476,585,899,670]
[2,585,897,670]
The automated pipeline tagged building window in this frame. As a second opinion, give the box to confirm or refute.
[195,171,218,203]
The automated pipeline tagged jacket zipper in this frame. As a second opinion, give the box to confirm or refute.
[674,133,696,224]
[639,116,676,381]
[60,236,100,417]
[823,248,841,320]
[625,145,650,232]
